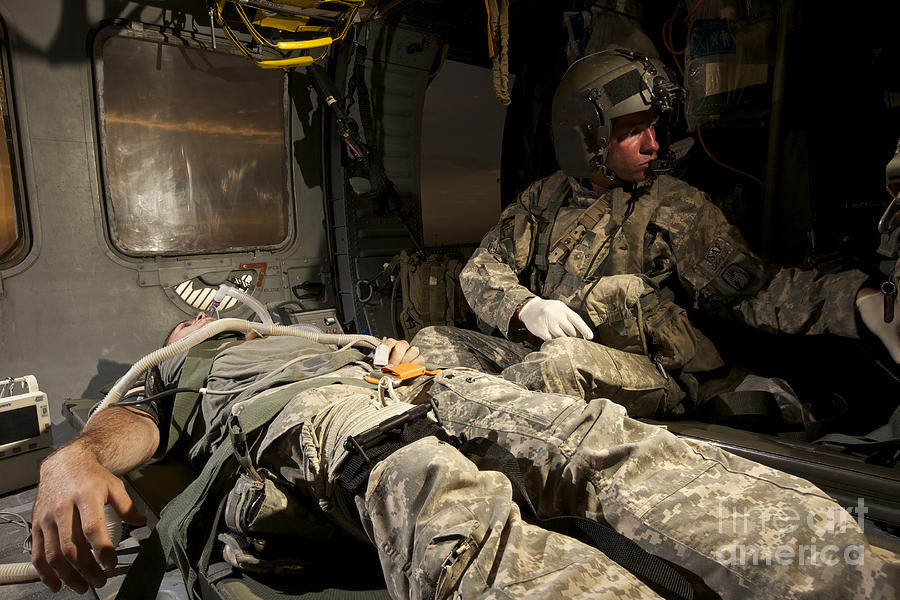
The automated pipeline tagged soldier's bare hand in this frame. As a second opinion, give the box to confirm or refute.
[31,443,145,593]
[384,338,425,365]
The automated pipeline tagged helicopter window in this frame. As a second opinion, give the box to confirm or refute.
[95,30,292,257]
[420,60,504,247]
[0,22,28,270]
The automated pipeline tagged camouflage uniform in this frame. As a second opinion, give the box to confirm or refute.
[252,364,899,598]
[437,172,869,416]
[162,337,897,598]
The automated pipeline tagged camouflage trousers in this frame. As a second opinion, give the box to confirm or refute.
[254,365,898,599]
[413,325,685,417]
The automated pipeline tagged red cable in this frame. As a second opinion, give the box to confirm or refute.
[696,127,764,185]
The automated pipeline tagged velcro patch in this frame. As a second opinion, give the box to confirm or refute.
[703,236,732,271]
[722,263,752,291]
[605,69,643,106]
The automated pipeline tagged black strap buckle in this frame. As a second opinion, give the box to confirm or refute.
[228,413,264,481]
[343,399,442,463]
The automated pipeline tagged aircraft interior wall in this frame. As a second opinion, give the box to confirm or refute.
[0,0,898,445]
[0,0,337,443]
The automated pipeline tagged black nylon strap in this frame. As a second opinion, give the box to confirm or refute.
[115,529,167,600]
[338,417,455,525]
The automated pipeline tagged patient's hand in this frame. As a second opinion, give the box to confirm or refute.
[31,442,146,593]
[384,338,425,366]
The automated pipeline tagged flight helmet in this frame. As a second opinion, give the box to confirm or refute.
[551,48,684,179]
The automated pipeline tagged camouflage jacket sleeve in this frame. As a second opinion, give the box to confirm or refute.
[654,176,868,338]
[459,178,548,337]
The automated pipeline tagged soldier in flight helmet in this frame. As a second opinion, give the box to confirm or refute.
[414,46,899,423]
[551,48,683,181]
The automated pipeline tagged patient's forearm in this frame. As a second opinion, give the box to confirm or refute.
[33,406,157,593]
[75,406,160,473]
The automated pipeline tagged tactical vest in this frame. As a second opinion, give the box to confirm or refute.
[506,173,723,372]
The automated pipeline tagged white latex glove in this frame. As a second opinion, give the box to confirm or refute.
[517,297,594,342]
[857,291,900,363]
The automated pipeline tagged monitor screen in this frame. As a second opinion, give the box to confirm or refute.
[0,405,40,446]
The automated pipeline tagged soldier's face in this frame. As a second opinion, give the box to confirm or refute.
[166,312,217,345]
[595,109,659,186]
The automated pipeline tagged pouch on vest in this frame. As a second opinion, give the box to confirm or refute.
[641,298,723,372]
[495,213,537,273]
[580,274,646,355]
[224,471,334,541]
[580,274,723,372]
[387,250,475,340]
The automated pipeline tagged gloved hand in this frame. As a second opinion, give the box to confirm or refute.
[517,297,594,342]
[857,289,900,363]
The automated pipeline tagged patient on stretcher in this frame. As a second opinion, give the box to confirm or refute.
[29,313,900,599]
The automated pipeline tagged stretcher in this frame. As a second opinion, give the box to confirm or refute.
[61,392,900,599]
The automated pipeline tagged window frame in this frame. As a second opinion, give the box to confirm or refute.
[91,22,295,259]
[0,18,31,272]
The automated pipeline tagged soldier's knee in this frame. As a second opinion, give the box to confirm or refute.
[539,336,601,357]
[412,325,444,341]
[369,436,470,490]
[538,338,622,375]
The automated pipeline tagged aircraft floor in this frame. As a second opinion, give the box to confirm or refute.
[0,484,187,600]
[0,485,87,600]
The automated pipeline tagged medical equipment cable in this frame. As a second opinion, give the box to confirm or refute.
[199,350,347,396]
[88,318,381,421]
[0,511,31,552]
[111,387,202,407]
[116,340,374,405]
[0,506,122,585]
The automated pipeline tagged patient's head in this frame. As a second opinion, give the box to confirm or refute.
[165,312,217,345]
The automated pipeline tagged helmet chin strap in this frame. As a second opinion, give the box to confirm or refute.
[597,164,616,182]
[647,150,677,175]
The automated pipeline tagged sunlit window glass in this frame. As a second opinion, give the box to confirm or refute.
[421,60,505,247]
[98,33,290,256]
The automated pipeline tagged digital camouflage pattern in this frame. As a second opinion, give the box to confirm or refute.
[460,171,868,341]
[162,336,897,599]
[414,326,684,418]
[247,363,898,599]
[413,324,533,371]
[422,370,898,599]
[362,437,662,599]
[454,172,869,412]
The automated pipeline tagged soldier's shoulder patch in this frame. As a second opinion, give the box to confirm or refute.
[722,263,752,291]
[703,236,733,271]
